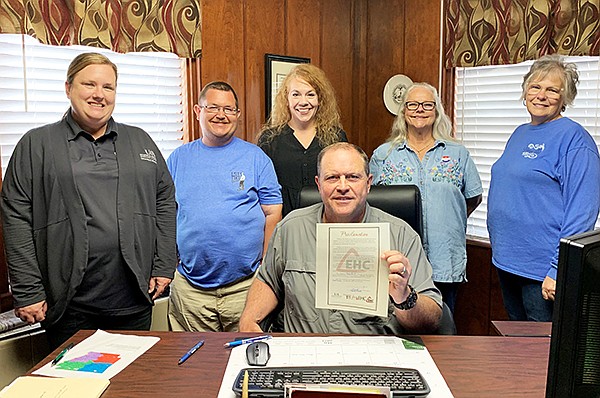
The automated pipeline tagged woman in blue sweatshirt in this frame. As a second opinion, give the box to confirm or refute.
[488,55,600,321]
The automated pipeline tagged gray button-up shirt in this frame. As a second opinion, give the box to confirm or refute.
[258,203,441,335]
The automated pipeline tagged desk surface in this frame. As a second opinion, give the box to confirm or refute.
[491,321,552,337]
[30,331,550,398]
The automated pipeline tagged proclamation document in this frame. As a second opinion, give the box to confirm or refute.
[315,223,390,317]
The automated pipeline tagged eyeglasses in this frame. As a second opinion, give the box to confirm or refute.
[200,105,239,115]
[405,101,436,111]
[527,84,563,99]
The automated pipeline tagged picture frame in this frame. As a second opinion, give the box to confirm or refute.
[265,53,310,120]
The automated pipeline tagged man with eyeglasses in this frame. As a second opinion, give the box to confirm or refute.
[166,81,283,332]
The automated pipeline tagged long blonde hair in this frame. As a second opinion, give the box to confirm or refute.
[259,63,343,146]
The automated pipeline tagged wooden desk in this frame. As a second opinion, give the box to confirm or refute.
[491,321,552,337]
[30,331,550,398]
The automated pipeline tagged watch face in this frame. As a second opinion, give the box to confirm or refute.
[404,289,418,309]
[392,286,418,310]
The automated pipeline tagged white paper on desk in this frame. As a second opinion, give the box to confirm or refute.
[33,329,159,379]
[217,336,454,398]
[316,223,390,317]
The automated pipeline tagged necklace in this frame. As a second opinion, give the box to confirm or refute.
[408,138,434,154]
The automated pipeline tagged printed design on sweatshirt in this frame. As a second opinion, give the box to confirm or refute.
[521,142,545,159]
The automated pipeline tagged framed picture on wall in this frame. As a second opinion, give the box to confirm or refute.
[265,54,310,120]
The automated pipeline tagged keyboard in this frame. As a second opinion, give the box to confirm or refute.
[232,365,430,397]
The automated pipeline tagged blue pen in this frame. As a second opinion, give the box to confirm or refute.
[224,334,272,348]
[178,339,205,365]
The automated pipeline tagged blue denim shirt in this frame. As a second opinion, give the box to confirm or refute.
[370,140,482,282]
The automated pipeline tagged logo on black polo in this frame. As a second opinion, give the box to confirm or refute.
[140,149,157,164]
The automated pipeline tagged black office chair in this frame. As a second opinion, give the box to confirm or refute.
[299,184,423,239]
[298,184,457,335]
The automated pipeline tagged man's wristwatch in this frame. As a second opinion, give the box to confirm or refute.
[390,285,418,310]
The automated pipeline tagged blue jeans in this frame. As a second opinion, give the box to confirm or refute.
[433,281,459,314]
[496,268,553,322]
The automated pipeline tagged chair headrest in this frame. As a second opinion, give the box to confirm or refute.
[298,185,423,239]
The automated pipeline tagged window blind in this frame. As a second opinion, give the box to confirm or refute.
[455,56,600,238]
[0,34,183,176]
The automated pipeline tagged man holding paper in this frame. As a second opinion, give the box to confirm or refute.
[240,142,442,334]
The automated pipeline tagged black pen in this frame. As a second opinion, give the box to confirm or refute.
[51,342,74,366]
[178,339,205,365]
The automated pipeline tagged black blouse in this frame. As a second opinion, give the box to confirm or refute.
[258,125,347,216]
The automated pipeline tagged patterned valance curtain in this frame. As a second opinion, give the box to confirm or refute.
[0,0,201,58]
[445,0,600,67]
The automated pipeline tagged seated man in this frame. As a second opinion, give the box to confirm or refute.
[240,142,442,334]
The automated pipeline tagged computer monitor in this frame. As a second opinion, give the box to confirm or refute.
[546,229,600,397]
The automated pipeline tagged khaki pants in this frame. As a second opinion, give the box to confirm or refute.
[168,270,254,332]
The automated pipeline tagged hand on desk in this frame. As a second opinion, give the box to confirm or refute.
[15,300,47,324]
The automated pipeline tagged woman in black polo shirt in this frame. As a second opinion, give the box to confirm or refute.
[257,64,347,217]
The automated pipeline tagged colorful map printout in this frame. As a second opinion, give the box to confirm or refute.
[33,330,160,379]
[56,352,121,373]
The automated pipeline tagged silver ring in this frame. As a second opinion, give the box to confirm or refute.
[400,266,406,275]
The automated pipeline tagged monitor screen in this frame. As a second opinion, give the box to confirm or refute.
[546,229,600,397]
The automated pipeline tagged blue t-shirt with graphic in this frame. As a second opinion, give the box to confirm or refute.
[167,137,282,288]
[488,117,600,281]
[370,140,482,282]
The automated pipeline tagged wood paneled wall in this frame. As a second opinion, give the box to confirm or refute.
[1,0,461,324]
[0,1,510,336]
[198,0,442,156]
[195,0,511,336]
[456,241,509,335]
